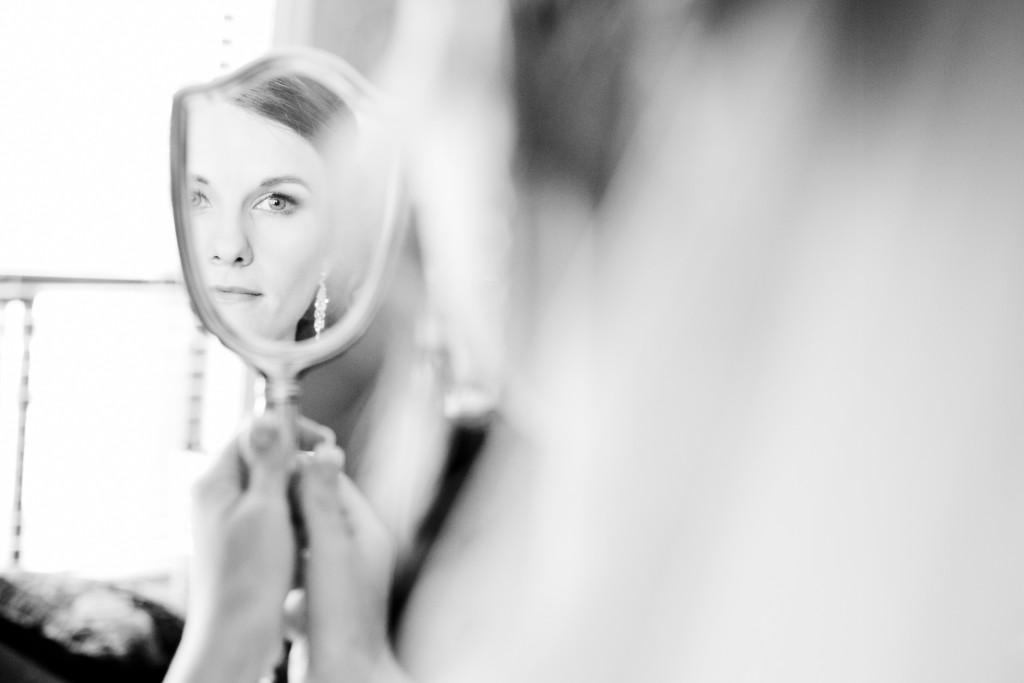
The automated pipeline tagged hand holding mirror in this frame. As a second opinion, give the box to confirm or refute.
[170,49,406,446]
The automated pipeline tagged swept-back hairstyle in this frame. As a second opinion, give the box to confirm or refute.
[232,74,351,146]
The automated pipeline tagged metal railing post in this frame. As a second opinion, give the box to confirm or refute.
[10,297,34,567]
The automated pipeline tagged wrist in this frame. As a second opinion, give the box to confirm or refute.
[305,644,410,683]
[165,612,283,683]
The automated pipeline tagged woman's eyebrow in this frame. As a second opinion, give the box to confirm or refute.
[259,175,309,189]
[191,174,210,185]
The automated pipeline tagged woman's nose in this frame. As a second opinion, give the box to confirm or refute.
[208,213,253,266]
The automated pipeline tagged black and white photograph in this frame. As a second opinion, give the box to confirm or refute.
[1,1,1022,681]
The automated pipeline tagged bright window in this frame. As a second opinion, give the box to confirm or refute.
[0,0,277,604]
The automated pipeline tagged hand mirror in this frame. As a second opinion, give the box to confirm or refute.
[170,49,406,442]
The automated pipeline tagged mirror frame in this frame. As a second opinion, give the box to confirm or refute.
[170,47,407,382]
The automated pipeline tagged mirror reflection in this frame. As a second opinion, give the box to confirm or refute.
[181,68,384,348]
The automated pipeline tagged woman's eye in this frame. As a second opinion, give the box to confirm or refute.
[254,193,298,214]
[190,190,211,209]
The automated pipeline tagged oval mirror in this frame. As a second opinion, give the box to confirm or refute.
[170,49,406,433]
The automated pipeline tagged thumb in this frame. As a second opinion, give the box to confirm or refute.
[297,451,354,671]
[240,414,293,497]
[298,450,394,678]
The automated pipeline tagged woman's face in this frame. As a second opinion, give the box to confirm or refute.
[187,97,330,342]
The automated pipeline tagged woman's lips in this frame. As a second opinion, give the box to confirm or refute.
[210,286,262,303]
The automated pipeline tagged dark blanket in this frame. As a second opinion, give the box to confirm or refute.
[0,572,183,683]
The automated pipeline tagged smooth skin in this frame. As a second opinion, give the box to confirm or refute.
[188,98,331,342]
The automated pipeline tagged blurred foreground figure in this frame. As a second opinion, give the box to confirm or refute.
[393,1,1024,682]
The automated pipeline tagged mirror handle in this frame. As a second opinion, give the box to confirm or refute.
[264,376,301,453]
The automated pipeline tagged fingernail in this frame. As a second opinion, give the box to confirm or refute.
[319,426,338,448]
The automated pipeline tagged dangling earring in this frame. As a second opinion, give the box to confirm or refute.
[314,272,329,339]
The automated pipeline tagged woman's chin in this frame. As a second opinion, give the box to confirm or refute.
[214,308,281,342]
